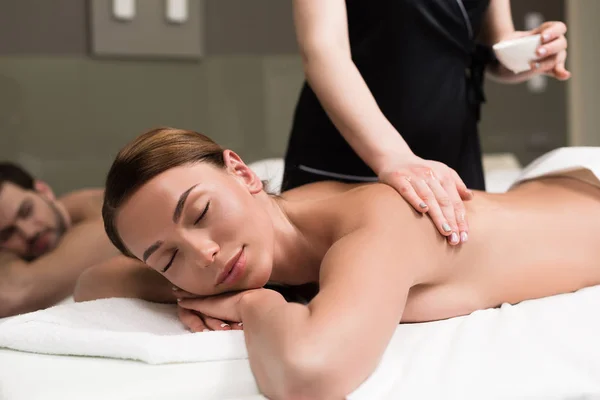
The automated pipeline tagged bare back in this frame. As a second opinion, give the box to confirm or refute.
[280,177,600,323]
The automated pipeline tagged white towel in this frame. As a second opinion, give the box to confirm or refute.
[0,298,248,364]
[512,146,600,188]
[2,287,600,399]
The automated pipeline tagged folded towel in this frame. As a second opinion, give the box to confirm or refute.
[0,298,247,364]
[512,146,600,188]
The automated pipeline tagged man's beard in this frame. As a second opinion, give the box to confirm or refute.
[24,199,68,261]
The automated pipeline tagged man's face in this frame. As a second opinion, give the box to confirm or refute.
[0,182,67,260]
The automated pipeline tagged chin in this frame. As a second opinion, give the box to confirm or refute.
[247,261,273,289]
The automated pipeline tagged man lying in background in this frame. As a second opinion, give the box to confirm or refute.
[0,162,306,321]
[0,162,173,317]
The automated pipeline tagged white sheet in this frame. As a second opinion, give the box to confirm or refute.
[2,287,600,400]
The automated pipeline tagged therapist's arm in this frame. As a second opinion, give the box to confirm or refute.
[481,0,570,83]
[293,0,472,244]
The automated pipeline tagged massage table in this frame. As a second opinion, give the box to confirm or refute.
[1,154,599,400]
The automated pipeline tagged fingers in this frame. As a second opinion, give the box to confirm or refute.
[533,21,570,81]
[537,35,567,58]
[380,161,469,245]
[531,52,560,74]
[553,51,571,80]
[540,21,567,42]
[177,306,209,333]
[532,50,570,80]
[442,176,469,242]
[203,315,232,331]
[412,178,453,240]
[389,175,429,214]
[426,178,461,245]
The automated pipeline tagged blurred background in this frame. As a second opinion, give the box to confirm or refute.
[0,0,598,195]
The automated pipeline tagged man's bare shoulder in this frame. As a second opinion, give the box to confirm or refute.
[0,251,21,268]
[59,188,104,224]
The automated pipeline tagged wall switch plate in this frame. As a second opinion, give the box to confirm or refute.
[165,0,188,24]
[90,0,204,59]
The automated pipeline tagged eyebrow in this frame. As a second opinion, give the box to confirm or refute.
[0,200,27,236]
[142,240,163,263]
[141,184,199,263]
[173,184,198,224]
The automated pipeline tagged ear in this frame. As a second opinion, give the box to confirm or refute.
[33,180,56,201]
[223,150,263,194]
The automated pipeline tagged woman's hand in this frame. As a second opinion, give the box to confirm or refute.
[173,287,245,332]
[493,22,570,82]
[377,154,473,245]
[529,21,570,80]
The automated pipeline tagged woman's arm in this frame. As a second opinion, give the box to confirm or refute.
[479,0,515,46]
[74,255,175,304]
[293,0,472,243]
[239,193,429,399]
[293,0,410,173]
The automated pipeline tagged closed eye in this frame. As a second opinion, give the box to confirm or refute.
[194,201,210,225]
[18,200,33,219]
[162,250,179,273]
[0,227,16,243]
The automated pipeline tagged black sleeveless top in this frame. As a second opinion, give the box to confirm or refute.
[283,0,493,191]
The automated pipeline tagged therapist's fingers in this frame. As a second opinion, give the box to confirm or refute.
[533,50,570,80]
[177,306,209,333]
[536,35,567,58]
[442,175,469,242]
[388,175,429,213]
[532,53,560,74]
[412,178,453,239]
[552,51,570,80]
[539,21,567,42]
[427,177,461,246]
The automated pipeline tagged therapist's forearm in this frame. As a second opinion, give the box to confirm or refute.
[303,51,412,175]
[479,0,515,45]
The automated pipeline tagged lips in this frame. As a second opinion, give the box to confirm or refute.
[215,247,246,287]
[31,232,52,255]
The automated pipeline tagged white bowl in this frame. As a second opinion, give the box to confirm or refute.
[493,34,541,74]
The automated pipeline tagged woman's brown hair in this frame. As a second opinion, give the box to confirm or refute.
[102,127,225,257]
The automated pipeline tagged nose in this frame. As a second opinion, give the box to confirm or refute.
[15,220,39,240]
[183,233,220,267]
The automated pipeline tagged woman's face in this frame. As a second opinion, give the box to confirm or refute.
[116,152,274,295]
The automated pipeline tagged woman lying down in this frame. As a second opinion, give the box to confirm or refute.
[94,127,600,399]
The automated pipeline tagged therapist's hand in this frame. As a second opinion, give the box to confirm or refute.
[378,155,473,245]
[495,22,570,82]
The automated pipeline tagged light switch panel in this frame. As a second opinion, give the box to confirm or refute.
[112,0,136,21]
[165,0,188,24]
[90,0,204,59]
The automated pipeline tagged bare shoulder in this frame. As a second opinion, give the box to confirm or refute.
[330,183,416,229]
[59,188,104,224]
[280,180,361,201]
[320,184,448,284]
